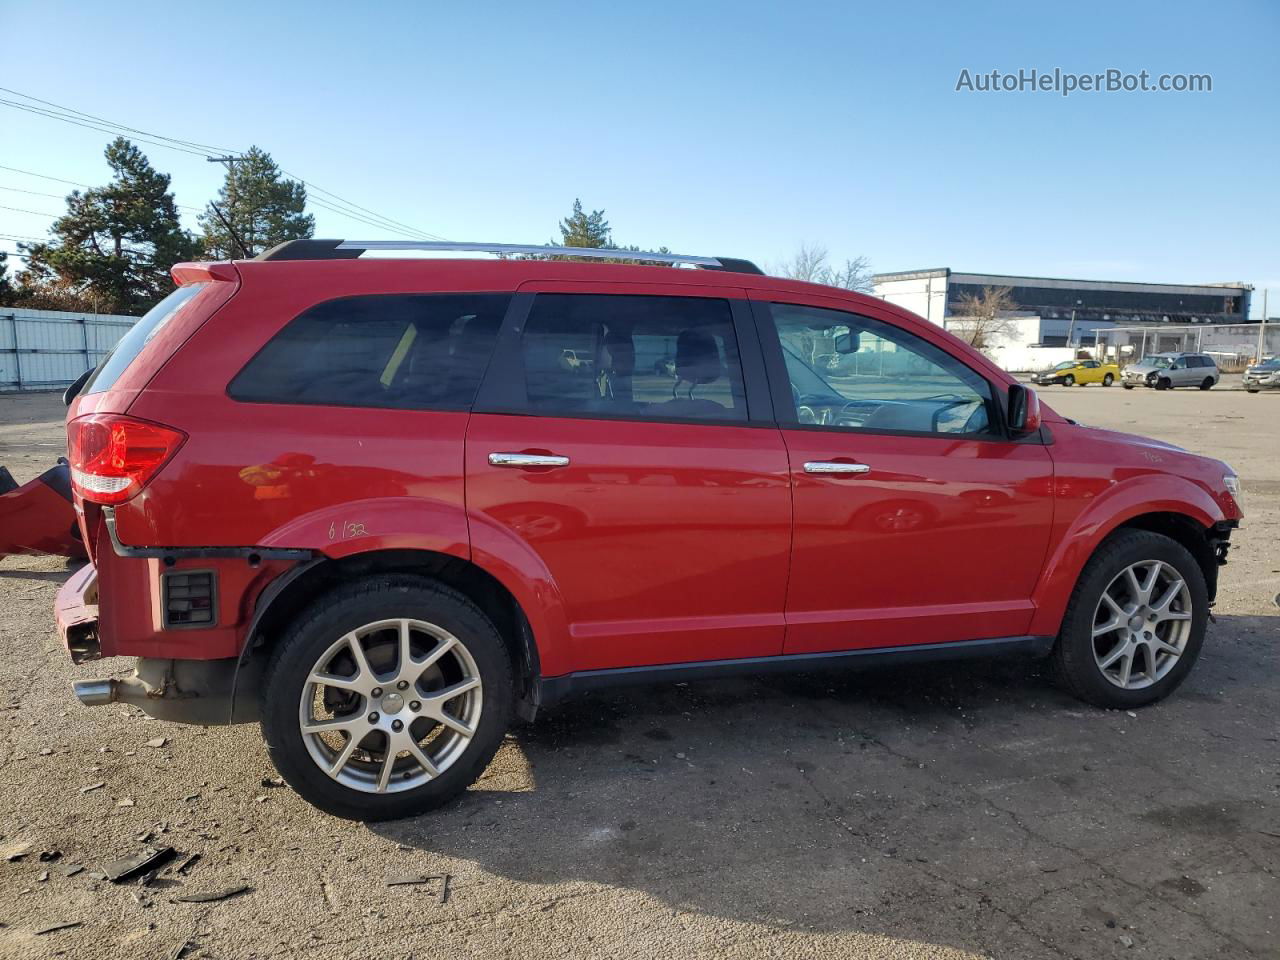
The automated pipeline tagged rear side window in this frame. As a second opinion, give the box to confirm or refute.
[84,283,207,395]
[516,294,747,423]
[229,294,510,410]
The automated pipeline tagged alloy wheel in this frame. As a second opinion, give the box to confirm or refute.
[1091,560,1192,690]
[297,618,483,793]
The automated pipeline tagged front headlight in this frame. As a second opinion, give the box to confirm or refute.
[1224,473,1241,497]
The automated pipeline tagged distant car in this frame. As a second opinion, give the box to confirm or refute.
[1243,357,1280,393]
[1030,359,1120,387]
[1122,353,1219,391]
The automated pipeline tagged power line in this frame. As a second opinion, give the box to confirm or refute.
[1,87,446,241]
[0,85,237,155]
[0,202,62,218]
[0,164,92,189]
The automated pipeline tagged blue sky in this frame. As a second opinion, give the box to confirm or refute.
[2,0,1277,312]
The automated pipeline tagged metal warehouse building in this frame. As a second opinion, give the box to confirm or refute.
[873,269,1253,334]
[1,307,138,392]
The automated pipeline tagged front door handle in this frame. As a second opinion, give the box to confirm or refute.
[803,461,871,476]
[488,452,571,469]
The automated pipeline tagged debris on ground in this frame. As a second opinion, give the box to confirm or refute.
[174,853,201,875]
[80,782,105,793]
[35,921,82,935]
[146,737,168,749]
[385,871,451,904]
[117,798,136,807]
[38,850,61,862]
[103,846,176,883]
[260,776,285,788]
[1,841,33,861]
[172,884,251,903]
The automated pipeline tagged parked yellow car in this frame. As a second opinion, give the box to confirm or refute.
[1030,359,1120,387]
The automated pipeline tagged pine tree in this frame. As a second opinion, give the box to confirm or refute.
[18,138,199,313]
[0,252,13,306]
[199,147,313,258]
[557,199,613,248]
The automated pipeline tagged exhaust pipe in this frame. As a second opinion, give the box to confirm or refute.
[73,677,152,707]
[73,679,117,706]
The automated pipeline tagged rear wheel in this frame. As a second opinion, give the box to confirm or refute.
[260,576,514,821]
[1199,377,1214,390]
[1051,530,1207,708]
[1102,373,1114,387]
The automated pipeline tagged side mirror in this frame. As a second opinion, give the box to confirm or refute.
[1007,384,1042,435]
[834,329,861,354]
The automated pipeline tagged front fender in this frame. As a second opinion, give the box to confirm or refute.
[1028,474,1223,636]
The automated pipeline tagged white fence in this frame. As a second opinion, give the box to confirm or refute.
[0,307,139,392]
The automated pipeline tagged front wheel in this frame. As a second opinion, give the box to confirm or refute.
[1122,384,1135,390]
[1051,530,1207,708]
[1155,377,1171,390]
[1199,377,1214,390]
[260,576,514,821]
[1102,373,1114,387]
[1247,388,1260,394]
[1062,374,1074,387]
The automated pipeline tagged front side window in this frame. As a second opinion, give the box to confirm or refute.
[229,293,510,410]
[517,294,747,423]
[766,303,995,435]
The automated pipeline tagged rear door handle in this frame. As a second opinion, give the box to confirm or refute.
[803,461,871,476]
[488,452,571,469]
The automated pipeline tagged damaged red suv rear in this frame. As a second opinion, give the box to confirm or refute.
[57,240,1242,820]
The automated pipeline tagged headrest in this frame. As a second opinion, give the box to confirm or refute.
[676,329,722,385]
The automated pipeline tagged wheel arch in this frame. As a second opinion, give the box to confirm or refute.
[237,548,550,721]
[1029,479,1227,637]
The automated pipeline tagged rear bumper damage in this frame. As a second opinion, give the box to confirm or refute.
[0,461,87,561]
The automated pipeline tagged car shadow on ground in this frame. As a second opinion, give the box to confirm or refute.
[368,615,1280,955]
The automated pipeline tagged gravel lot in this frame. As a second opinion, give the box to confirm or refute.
[1,387,1276,960]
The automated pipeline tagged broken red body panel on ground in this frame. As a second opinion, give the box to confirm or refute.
[0,461,87,561]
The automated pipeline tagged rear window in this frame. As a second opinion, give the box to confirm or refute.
[228,293,510,410]
[83,283,207,395]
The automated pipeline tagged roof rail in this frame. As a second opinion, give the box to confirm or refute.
[253,239,763,275]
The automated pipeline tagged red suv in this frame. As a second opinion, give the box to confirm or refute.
[56,240,1242,820]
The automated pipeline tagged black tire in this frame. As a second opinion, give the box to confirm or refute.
[1050,530,1208,709]
[1199,377,1213,390]
[1156,377,1171,390]
[260,576,514,821]
[1122,384,1134,390]
[1246,389,1260,394]
[1102,373,1114,387]
[1062,374,1074,387]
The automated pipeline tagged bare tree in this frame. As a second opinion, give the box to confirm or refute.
[949,285,1021,352]
[775,243,873,293]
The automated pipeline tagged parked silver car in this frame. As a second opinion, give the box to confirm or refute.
[1121,352,1219,391]
[1243,357,1280,393]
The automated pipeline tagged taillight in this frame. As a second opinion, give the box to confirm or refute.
[68,414,186,505]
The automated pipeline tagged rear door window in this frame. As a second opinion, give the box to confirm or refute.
[514,294,748,423]
[229,293,510,410]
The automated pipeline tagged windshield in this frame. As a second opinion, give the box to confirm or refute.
[1145,355,1174,369]
[1253,358,1280,370]
[1051,361,1077,370]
